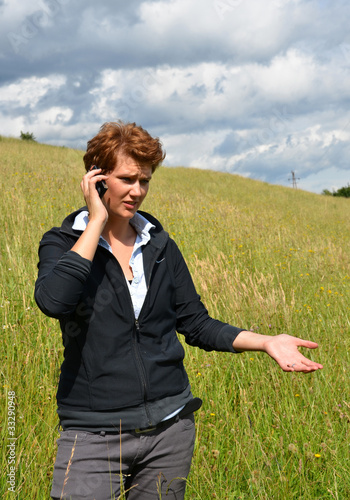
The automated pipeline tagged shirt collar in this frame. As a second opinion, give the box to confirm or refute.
[129,212,155,245]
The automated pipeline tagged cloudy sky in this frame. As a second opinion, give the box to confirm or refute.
[1,0,349,193]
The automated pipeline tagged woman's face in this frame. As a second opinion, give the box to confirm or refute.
[103,152,152,221]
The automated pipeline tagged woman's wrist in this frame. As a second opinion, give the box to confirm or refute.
[232,330,274,352]
[71,218,105,261]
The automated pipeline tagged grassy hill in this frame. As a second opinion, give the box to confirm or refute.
[1,137,350,499]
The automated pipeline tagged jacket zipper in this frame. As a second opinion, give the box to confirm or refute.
[92,247,153,423]
[115,264,153,426]
[130,246,167,427]
[101,243,161,427]
[133,318,153,426]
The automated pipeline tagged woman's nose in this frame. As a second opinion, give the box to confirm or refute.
[130,181,142,197]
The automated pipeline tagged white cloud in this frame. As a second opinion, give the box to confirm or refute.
[0,75,66,108]
[0,113,26,137]
[35,106,73,125]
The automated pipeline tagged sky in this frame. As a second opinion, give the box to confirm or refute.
[0,0,349,194]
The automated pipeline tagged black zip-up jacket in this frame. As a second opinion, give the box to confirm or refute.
[35,208,243,430]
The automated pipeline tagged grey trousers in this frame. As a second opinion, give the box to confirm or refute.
[50,414,196,500]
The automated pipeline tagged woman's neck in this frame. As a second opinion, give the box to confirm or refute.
[101,217,136,246]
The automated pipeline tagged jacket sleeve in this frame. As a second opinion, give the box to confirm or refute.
[171,240,244,353]
[34,228,92,318]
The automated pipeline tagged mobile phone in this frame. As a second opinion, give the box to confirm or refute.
[91,165,108,198]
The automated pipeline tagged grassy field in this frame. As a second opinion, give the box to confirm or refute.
[1,136,350,499]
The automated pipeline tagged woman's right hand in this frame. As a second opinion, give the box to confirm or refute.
[70,168,109,261]
[81,167,109,225]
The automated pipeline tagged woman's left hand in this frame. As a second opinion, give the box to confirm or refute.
[262,333,323,372]
[232,331,323,372]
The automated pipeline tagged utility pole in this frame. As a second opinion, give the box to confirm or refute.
[289,170,300,189]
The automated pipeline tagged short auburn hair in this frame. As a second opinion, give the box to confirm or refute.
[83,121,166,173]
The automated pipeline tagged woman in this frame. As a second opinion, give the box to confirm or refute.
[35,121,323,500]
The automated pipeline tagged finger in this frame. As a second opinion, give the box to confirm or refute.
[295,339,319,349]
[85,168,108,180]
[82,170,108,194]
[286,359,323,372]
[298,353,323,368]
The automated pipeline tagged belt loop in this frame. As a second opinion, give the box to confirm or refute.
[100,431,106,437]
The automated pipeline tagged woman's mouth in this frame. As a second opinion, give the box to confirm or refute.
[123,200,137,209]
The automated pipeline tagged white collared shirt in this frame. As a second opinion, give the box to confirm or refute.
[72,211,155,319]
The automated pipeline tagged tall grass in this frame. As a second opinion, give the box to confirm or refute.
[1,137,349,499]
